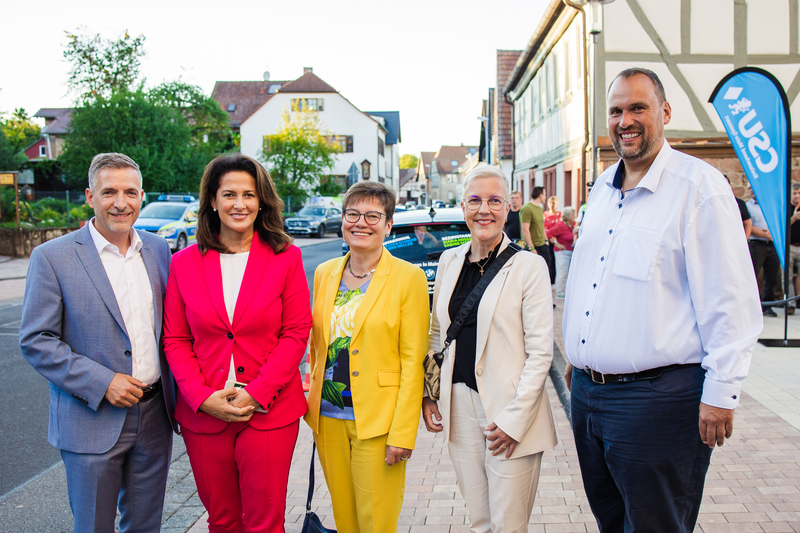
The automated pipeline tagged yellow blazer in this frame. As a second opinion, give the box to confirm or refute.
[304,248,430,450]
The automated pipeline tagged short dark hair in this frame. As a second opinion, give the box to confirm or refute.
[342,181,396,220]
[196,154,291,255]
[609,67,667,104]
[532,186,545,201]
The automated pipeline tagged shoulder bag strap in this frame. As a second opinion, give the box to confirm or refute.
[433,242,522,365]
[306,442,316,513]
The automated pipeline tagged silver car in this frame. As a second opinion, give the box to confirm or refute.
[284,206,343,238]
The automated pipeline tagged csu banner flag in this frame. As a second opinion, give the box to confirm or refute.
[709,67,791,268]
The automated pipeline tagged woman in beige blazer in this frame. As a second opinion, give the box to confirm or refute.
[422,166,558,533]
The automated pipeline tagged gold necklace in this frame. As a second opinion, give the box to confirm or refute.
[475,255,492,276]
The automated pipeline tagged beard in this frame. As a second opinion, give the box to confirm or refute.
[611,127,655,162]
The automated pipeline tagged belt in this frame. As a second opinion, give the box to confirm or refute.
[139,379,162,402]
[749,239,769,245]
[583,363,700,385]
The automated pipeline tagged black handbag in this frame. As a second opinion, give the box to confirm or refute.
[301,442,337,533]
[423,242,522,399]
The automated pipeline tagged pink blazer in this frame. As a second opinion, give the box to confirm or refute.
[164,234,311,434]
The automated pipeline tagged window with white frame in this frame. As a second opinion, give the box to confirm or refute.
[326,135,353,153]
[39,145,46,157]
[291,98,324,111]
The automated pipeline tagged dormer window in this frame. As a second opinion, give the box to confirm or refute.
[227,103,236,112]
[451,160,458,167]
[268,84,281,94]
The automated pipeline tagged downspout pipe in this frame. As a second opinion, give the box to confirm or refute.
[563,0,590,204]
[502,91,516,192]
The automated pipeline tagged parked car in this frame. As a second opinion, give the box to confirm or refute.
[134,195,198,251]
[284,205,343,238]
[342,207,470,304]
[432,200,446,209]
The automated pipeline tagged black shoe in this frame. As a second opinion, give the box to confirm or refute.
[763,308,778,317]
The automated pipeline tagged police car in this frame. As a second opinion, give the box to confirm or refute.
[134,195,199,251]
[342,207,470,304]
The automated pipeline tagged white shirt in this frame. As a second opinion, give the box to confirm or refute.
[562,140,763,409]
[88,219,160,384]
[220,252,249,382]
[745,198,769,240]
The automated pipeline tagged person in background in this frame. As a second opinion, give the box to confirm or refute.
[19,153,176,533]
[305,181,429,533]
[746,185,780,317]
[725,175,752,239]
[423,166,557,533]
[544,195,561,285]
[787,183,800,315]
[164,154,312,532]
[504,190,523,243]
[546,206,576,299]
[520,186,552,278]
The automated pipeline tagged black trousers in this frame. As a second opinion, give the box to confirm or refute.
[749,239,779,308]
[534,244,553,283]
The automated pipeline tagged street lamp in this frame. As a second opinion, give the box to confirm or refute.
[571,0,614,189]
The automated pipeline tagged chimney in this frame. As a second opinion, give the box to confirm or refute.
[303,67,313,75]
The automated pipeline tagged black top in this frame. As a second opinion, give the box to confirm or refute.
[736,198,751,223]
[505,209,521,240]
[790,203,800,245]
[449,243,500,392]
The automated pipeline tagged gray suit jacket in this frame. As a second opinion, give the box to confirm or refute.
[19,224,178,454]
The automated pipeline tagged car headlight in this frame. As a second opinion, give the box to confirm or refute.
[307,221,319,228]
[158,228,177,237]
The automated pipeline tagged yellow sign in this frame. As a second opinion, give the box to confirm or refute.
[0,173,15,185]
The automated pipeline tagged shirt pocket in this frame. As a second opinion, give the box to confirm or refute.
[612,227,662,284]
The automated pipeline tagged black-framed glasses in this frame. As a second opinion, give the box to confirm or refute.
[343,209,386,225]
[464,196,506,211]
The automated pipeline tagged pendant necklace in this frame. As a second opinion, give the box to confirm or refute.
[348,259,376,279]
[476,255,492,276]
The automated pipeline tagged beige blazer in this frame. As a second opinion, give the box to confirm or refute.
[429,235,558,459]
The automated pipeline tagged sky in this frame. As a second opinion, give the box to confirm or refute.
[0,0,550,157]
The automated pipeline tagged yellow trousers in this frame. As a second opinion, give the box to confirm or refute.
[315,416,406,533]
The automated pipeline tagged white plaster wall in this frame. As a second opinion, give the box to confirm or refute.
[637,1,681,56]
[555,162,565,203]
[750,63,800,129]
[748,0,790,55]
[678,63,739,132]
[240,92,385,179]
[605,61,703,132]
[691,0,734,55]
[603,2,660,54]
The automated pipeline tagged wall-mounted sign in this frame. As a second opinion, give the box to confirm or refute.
[0,173,16,185]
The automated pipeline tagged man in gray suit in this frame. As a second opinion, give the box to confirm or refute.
[19,153,177,533]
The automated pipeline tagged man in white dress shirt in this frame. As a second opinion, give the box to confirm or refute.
[562,69,762,531]
[20,153,176,533]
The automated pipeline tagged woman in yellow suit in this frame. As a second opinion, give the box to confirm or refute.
[305,181,430,533]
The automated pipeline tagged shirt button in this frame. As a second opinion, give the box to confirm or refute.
[352,349,359,355]
[586,311,590,316]
[593,283,597,288]
[608,230,613,234]
[476,369,483,376]
[352,371,359,377]
[600,256,605,261]
[124,350,132,357]
[227,332,234,339]
[582,339,586,344]
[618,203,622,208]
[237,366,244,374]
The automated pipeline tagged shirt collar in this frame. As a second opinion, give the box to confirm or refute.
[87,217,143,257]
[609,139,673,193]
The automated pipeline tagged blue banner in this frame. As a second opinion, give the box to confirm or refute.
[709,68,790,268]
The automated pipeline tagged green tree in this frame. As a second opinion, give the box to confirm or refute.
[63,29,146,100]
[60,88,207,191]
[2,108,41,153]
[0,128,23,171]
[400,154,418,169]
[261,108,340,206]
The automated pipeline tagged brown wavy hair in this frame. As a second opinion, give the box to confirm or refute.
[196,154,291,254]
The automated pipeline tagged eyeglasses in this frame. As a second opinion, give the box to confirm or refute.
[464,196,506,211]
[343,209,386,225]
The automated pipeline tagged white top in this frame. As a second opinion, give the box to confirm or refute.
[220,252,249,382]
[745,198,769,240]
[562,140,763,409]
[88,219,160,384]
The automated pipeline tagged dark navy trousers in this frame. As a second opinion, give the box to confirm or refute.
[570,365,713,533]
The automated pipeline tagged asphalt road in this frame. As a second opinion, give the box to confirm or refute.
[0,239,343,502]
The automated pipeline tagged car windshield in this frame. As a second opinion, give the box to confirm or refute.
[297,207,327,217]
[139,203,187,220]
[384,223,471,262]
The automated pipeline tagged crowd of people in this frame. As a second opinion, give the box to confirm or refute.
[18,66,766,533]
